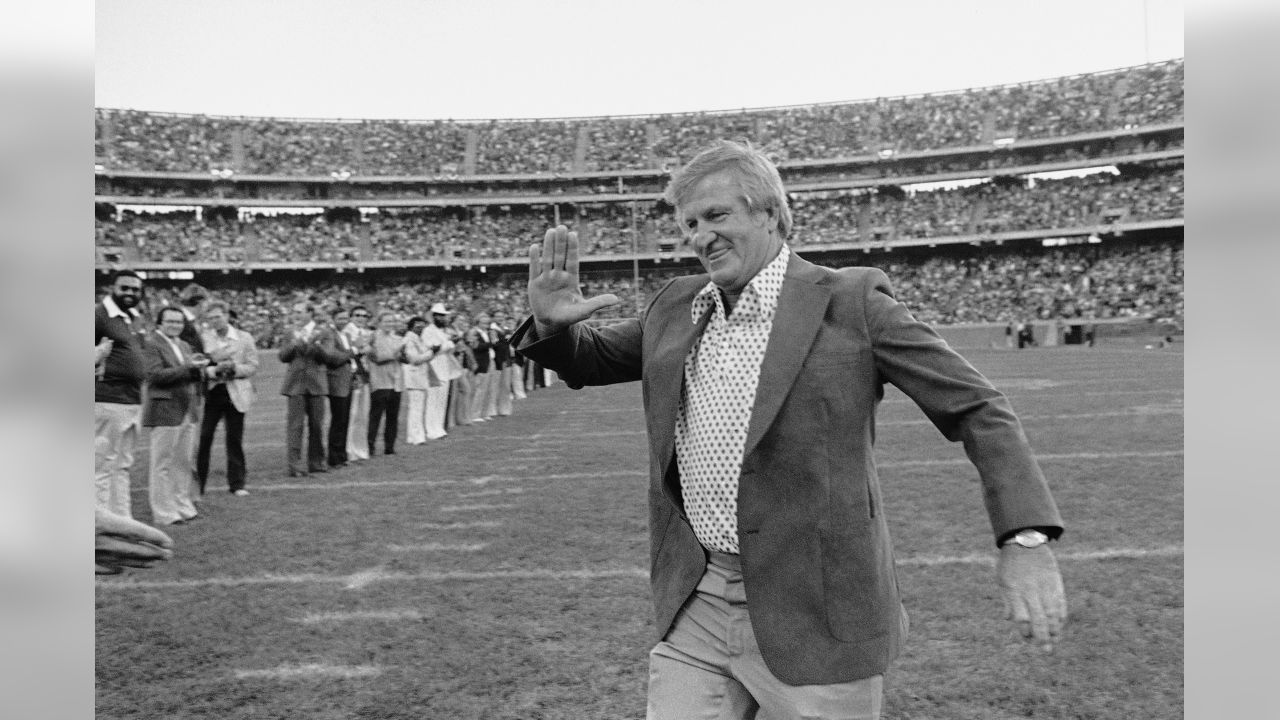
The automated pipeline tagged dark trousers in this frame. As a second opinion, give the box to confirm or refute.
[368,389,400,454]
[327,393,351,466]
[196,384,246,492]
[286,394,327,473]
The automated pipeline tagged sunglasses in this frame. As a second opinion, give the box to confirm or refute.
[352,313,370,318]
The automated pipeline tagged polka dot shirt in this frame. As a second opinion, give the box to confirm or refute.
[675,245,791,554]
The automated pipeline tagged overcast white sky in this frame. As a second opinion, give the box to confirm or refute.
[95,0,1183,120]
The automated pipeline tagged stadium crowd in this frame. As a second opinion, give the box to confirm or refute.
[96,60,1182,176]
[96,166,1183,263]
[104,238,1182,354]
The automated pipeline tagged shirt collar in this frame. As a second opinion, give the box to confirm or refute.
[690,244,791,323]
[102,295,141,321]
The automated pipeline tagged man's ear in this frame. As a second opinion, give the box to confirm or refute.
[758,206,779,233]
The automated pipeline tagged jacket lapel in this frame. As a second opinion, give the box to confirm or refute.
[646,279,713,498]
[742,254,832,460]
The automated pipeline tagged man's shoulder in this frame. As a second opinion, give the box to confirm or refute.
[799,260,889,291]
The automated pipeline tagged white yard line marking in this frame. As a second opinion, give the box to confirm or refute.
[880,408,1183,427]
[899,545,1183,566]
[417,521,501,530]
[234,664,382,680]
[440,503,517,512]
[98,547,1180,591]
[387,543,488,552]
[343,566,389,590]
[456,488,526,498]
[237,451,1176,493]
[296,609,428,624]
[880,450,1182,467]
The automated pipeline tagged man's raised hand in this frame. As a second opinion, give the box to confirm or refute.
[528,225,620,336]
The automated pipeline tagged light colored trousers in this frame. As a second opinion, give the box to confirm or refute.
[148,422,199,525]
[647,551,883,720]
[405,389,427,444]
[425,381,449,438]
[509,364,526,399]
[346,384,371,461]
[470,369,494,421]
[95,402,140,518]
[494,366,513,416]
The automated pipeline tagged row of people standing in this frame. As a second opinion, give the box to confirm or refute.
[278,301,528,477]
[96,273,261,527]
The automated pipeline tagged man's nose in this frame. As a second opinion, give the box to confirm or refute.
[690,227,716,252]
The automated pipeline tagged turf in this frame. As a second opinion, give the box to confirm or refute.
[97,344,1183,719]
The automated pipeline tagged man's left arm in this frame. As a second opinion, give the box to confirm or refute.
[861,268,1066,650]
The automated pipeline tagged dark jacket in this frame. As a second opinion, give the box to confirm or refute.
[141,332,202,427]
[95,301,148,405]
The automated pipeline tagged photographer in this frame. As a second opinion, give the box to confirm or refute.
[195,300,260,496]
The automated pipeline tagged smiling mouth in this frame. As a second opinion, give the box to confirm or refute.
[703,243,731,263]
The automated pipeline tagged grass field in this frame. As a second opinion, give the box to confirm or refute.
[96,344,1183,720]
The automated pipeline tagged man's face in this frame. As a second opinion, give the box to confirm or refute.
[409,320,426,334]
[204,308,229,333]
[290,304,311,327]
[678,171,782,296]
[334,310,350,328]
[378,313,398,333]
[350,309,370,328]
[432,313,449,327]
[158,310,185,338]
[476,313,491,328]
[111,276,143,310]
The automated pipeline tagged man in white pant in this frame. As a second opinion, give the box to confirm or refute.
[142,307,211,525]
[421,303,462,440]
[402,316,434,445]
[342,306,374,462]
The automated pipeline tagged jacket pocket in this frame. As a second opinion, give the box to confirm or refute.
[819,527,887,643]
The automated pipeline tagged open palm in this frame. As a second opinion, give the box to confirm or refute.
[528,225,620,334]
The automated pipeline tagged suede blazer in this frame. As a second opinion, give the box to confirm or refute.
[201,325,260,413]
[513,252,1063,686]
[141,332,202,428]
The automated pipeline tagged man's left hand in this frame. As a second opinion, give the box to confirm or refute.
[997,544,1067,651]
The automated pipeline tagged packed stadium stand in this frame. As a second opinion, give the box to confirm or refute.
[94,59,1183,345]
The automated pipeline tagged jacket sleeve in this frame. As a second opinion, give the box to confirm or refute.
[144,338,199,388]
[278,336,302,363]
[859,267,1063,543]
[313,331,350,369]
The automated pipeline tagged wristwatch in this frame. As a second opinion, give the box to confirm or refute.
[1003,529,1050,548]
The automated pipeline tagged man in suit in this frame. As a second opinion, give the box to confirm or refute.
[279,302,347,477]
[195,300,259,496]
[325,306,357,468]
[514,141,1066,720]
[95,269,149,518]
[142,307,211,526]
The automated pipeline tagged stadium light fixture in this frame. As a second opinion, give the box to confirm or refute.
[993,137,1016,147]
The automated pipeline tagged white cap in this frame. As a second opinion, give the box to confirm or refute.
[429,303,451,315]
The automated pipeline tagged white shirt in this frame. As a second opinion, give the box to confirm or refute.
[674,245,790,553]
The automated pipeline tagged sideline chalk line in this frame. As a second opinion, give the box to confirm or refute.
[99,546,1181,591]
